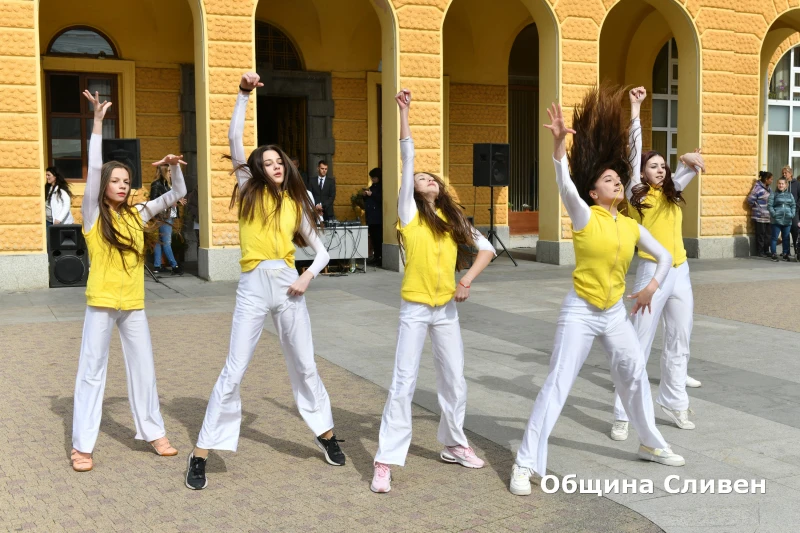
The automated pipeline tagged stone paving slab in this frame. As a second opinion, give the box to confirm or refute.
[0,312,661,532]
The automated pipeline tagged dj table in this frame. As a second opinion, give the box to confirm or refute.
[294,224,369,270]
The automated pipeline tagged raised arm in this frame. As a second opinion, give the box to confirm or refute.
[230,72,264,189]
[672,150,705,192]
[629,225,673,315]
[397,89,417,227]
[80,91,113,232]
[139,156,188,223]
[626,87,646,201]
[544,102,590,230]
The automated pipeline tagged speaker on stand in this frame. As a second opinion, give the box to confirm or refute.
[48,224,89,288]
[472,143,517,266]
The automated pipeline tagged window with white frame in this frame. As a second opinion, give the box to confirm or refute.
[766,46,800,175]
[652,39,678,170]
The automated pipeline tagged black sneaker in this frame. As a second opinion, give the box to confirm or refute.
[152,266,163,274]
[171,264,183,275]
[784,254,791,262]
[315,434,346,466]
[772,254,780,262]
[185,453,207,490]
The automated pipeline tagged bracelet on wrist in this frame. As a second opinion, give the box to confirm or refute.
[239,85,253,93]
[459,281,471,289]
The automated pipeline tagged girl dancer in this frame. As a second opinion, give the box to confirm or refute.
[509,86,685,497]
[370,89,497,494]
[45,167,74,226]
[610,87,705,438]
[71,90,185,472]
[186,73,342,490]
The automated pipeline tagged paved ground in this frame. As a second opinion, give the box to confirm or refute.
[2,253,799,532]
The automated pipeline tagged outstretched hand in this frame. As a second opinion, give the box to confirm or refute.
[240,72,264,92]
[396,89,411,111]
[543,102,575,141]
[152,154,188,166]
[82,90,112,121]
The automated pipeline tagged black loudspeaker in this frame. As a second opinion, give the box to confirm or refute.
[473,143,510,187]
[48,224,89,288]
[102,138,142,189]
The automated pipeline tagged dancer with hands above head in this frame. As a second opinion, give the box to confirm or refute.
[71,90,186,472]
[370,89,497,494]
[509,85,685,497]
[186,72,343,491]
[609,87,705,441]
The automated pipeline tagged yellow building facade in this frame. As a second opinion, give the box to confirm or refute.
[1,0,798,289]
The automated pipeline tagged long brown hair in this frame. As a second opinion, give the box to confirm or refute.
[397,172,476,271]
[45,166,73,201]
[630,150,684,217]
[153,164,170,187]
[96,161,145,271]
[569,83,648,214]
[227,144,317,247]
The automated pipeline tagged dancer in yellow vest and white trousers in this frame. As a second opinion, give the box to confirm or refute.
[610,87,706,440]
[370,89,497,493]
[71,90,186,472]
[510,85,685,496]
[186,73,341,490]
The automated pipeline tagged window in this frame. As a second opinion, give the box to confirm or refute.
[47,27,117,58]
[767,46,800,176]
[652,38,679,170]
[255,22,303,71]
[46,72,119,180]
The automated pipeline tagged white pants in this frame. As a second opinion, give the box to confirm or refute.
[73,306,166,453]
[613,260,693,420]
[374,300,469,466]
[196,261,334,451]
[516,289,669,477]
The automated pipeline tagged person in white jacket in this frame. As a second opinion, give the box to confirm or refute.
[45,167,74,225]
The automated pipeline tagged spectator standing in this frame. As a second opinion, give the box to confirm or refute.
[747,171,773,257]
[363,167,383,265]
[769,176,796,262]
[309,160,336,221]
[45,167,74,227]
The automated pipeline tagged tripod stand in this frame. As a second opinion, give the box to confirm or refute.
[487,186,517,266]
[144,264,163,284]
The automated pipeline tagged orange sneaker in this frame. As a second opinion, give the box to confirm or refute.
[71,449,93,472]
[150,437,178,456]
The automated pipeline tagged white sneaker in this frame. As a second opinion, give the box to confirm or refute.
[509,464,533,496]
[610,420,629,441]
[686,376,702,388]
[660,405,695,430]
[638,444,685,466]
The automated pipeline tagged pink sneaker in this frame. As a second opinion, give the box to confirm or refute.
[440,445,485,468]
[370,462,391,493]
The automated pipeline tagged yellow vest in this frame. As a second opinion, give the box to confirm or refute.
[84,210,146,310]
[572,206,639,310]
[629,187,686,267]
[398,210,458,306]
[239,191,298,272]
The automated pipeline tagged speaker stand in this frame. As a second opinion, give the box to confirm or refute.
[487,186,517,266]
[145,264,164,284]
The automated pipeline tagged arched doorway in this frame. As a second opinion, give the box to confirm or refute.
[508,23,539,236]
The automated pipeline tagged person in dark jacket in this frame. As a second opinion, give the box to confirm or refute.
[769,176,796,261]
[362,167,383,265]
[747,171,773,257]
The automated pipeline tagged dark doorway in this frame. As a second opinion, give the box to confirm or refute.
[258,95,308,173]
[508,23,539,213]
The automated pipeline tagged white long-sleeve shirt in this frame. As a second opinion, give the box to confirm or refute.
[229,92,329,277]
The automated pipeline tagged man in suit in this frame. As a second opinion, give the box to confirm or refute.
[310,160,336,221]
